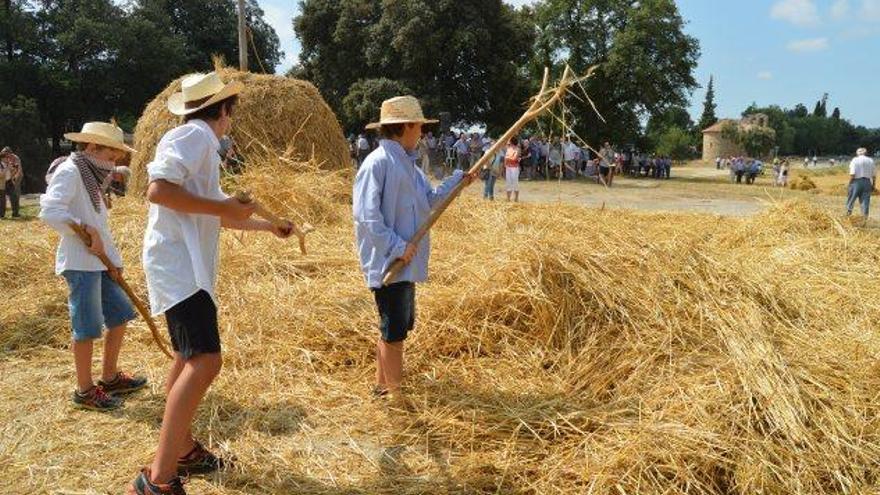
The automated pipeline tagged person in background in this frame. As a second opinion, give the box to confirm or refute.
[425,131,438,170]
[468,132,483,168]
[0,147,23,218]
[504,137,522,202]
[562,136,578,180]
[356,133,370,167]
[845,147,875,220]
[734,157,746,184]
[548,138,562,179]
[778,159,790,188]
[453,133,469,170]
[715,156,722,170]
[481,138,499,200]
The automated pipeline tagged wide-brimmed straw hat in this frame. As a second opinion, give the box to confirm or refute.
[167,72,244,116]
[365,96,438,130]
[857,147,868,156]
[64,122,136,154]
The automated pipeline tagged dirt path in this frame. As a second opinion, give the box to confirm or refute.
[454,162,851,217]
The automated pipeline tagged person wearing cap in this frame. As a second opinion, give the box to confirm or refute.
[845,147,875,220]
[38,122,147,413]
[353,95,476,408]
[0,146,23,218]
[130,72,294,495]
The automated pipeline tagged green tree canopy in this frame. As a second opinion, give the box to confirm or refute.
[342,78,413,134]
[532,0,700,145]
[294,0,533,134]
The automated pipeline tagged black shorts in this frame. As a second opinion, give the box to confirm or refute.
[164,290,220,359]
[372,282,415,343]
[599,165,611,177]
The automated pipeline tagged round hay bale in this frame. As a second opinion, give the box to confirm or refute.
[130,68,349,194]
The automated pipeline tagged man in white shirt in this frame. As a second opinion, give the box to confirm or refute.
[39,122,147,412]
[131,72,294,494]
[0,147,22,217]
[845,147,875,219]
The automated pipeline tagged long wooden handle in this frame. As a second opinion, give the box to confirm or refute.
[382,67,573,286]
[68,222,173,359]
[234,191,313,255]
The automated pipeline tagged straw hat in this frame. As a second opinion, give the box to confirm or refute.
[365,96,438,130]
[167,72,244,116]
[64,122,136,154]
[857,147,868,156]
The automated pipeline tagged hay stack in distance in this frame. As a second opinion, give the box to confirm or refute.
[129,67,349,194]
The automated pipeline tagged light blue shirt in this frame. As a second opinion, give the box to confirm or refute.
[353,139,463,288]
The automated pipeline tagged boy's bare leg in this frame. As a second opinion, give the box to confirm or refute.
[514,191,519,202]
[378,341,404,392]
[100,324,125,382]
[73,339,95,393]
[150,353,221,484]
[165,354,196,456]
[375,338,387,389]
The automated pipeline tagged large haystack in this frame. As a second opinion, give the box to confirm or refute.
[3,151,880,493]
[129,68,348,194]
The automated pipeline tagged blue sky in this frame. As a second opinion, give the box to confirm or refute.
[259,0,880,128]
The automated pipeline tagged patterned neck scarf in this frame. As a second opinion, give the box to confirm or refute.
[71,152,115,213]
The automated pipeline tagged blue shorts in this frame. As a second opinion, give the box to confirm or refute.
[62,270,137,342]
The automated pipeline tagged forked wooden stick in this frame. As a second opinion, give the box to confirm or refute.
[68,222,173,359]
[234,191,314,255]
[382,66,576,286]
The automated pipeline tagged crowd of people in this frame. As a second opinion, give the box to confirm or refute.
[0,146,24,218]
[349,131,673,202]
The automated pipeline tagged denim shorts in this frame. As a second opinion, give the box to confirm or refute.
[372,282,416,343]
[62,270,137,341]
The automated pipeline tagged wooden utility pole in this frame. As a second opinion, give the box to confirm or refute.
[237,0,248,71]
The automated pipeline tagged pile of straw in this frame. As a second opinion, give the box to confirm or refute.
[129,68,349,194]
[790,175,818,191]
[2,151,879,494]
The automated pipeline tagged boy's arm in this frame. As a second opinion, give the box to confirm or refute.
[147,179,255,221]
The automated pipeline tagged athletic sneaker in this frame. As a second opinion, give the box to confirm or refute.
[128,468,186,495]
[177,440,226,475]
[98,371,148,395]
[72,385,122,411]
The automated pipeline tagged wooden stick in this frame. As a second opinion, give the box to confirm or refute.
[234,191,314,255]
[382,66,575,286]
[67,222,173,359]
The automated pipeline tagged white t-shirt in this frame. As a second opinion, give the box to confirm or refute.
[563,142,579,161]
[142,119,227,316]
[850,156,876,180]
[357,137,369,151]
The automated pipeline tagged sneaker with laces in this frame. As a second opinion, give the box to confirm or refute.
[98,371,148,395]
[72,385,122,411]
[177,440,226,475]
[127,468,186,495]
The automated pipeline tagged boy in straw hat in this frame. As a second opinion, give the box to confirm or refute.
[39,121,147,412]
[129,71,294,495]
[353,95,476,408]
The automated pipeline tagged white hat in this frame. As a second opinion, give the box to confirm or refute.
[167,72,244,116]
[366,96,438,130]
[857,147,868,156]
[64,122,136,154]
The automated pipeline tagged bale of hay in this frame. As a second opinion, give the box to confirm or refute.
[4,150,880,493]
[129,68,349,194]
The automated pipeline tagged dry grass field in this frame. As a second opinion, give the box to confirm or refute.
[2,152,880,494]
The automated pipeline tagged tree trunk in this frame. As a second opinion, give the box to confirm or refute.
[4,0,13,61]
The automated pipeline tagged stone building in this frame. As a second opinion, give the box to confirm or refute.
[702,113,769,161]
